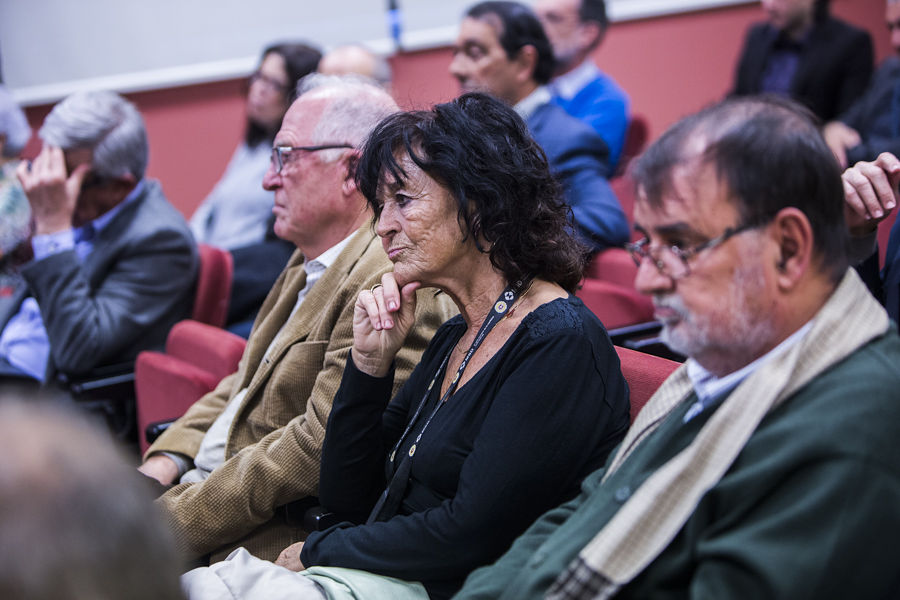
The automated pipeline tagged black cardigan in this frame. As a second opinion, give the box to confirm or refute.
[301,295,630,599]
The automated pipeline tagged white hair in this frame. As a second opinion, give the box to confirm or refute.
[295,73,398,162]
[39,90,148,180]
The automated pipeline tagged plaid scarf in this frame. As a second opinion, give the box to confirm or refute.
[547,269,890,600]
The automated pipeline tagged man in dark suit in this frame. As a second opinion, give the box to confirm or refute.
[0,90,197,383]
[732,0,873,123]
[450,0,629,252]
[824,0,900,168]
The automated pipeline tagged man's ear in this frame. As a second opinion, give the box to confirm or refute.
[515,45,539,83]
[578,21,604,50]
[340,150,360,196]
[770,207,814,290]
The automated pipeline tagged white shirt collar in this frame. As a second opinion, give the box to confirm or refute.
[294,231,357,314]
[551,58,601,100]
[305,232,354,277]
[90,179,145,234]
[513,86,552,121]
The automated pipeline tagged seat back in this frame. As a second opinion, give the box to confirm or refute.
[134,320,246,454]
[577,278,655,330]
[609,172,642,242]
[165,320,247,381]
[615,114,649,176]
[614,345,680,422]
[193,244,233,327]
[584,247,639,288]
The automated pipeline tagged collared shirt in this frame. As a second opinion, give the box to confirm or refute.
[760,31,811,96]
[178,233,355,483]
[551,58,602,101]
[682,320,814,423]
[514,86,553,121]
[0,180,145,381]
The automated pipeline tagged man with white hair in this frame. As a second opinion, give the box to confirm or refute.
[0,90,197,383]
[138,75,454,565]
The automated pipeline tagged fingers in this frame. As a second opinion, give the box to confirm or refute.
[874,151,900,190]
[843,158,898,224]
[16,146,67,191]
[357,286,387,331]
[379,272,401,313]
[67,162,91,195]
[355,272,423,333]
[35,145,67,182]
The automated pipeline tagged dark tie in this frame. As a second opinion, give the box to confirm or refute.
[74,223,96,244]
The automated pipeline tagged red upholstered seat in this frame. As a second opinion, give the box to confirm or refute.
[193,244,234,327]
[614,345,680,422]
[583,247,639,288]
[577,278,655,331]
[135,320,246,454]
[615,114,649,177]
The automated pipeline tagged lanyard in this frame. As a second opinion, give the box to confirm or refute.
[366,278,530,524]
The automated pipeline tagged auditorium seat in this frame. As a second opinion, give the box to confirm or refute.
[135,320,246,453]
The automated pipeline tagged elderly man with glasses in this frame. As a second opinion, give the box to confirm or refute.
[138,75,455,566]
[454,96,900,599]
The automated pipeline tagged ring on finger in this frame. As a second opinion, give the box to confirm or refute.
[370,283,383,293]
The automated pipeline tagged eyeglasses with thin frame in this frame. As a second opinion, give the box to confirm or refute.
[270,144,354,174]
[249,71,290,94]
[625,221,763,280]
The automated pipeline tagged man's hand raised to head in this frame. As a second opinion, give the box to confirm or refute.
[17,145,90,235]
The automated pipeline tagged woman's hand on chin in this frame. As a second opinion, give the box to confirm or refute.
[352,272,422,377]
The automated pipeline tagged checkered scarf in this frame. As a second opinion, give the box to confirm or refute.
[547,269,890,600]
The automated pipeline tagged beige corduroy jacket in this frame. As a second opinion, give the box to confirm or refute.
[147,227,456,563]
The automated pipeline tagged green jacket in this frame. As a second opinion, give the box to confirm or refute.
[456,331,900,600]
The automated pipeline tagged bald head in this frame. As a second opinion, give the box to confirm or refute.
[318,45,392,89]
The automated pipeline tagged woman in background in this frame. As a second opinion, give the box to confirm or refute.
[189,41,321,251]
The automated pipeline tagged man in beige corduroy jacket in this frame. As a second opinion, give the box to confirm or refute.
[138,75,455,564]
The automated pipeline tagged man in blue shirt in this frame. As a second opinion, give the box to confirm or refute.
[535,0,630,170]
[0,91,197,383]
[450,1,629,253]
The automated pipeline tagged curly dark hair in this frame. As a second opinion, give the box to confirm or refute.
[355,92,586,292]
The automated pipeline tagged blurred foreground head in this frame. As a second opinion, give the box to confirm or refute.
[0,399,184,600]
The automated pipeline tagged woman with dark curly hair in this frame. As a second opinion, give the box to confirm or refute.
[182,93,629,600]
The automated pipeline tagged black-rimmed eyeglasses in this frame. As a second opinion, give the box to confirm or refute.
[270,144,354,174]
[625,222,763,280]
